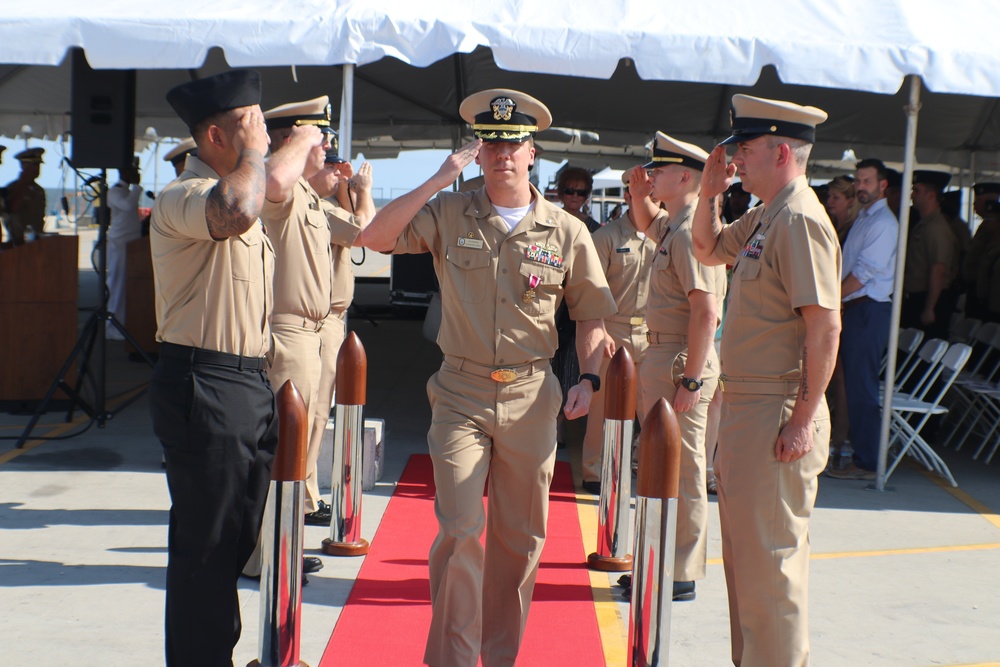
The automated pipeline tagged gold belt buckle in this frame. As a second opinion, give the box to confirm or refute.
[630,316,644,326]
[490,368,518,383]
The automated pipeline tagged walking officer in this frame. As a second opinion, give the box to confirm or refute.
[692,94,842,667]
[628,132,727,603]
[150,70,278,667]
[356,89,616,667]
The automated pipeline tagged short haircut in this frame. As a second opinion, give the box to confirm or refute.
[766,135,811,168]
[855,158,888,183]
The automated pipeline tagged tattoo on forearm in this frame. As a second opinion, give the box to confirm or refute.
[801,346,810,401]
[206,150,265,238]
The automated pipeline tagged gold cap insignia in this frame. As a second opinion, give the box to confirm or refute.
[491,97,515,122]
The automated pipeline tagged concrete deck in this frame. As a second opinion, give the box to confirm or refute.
[2,266,999,666]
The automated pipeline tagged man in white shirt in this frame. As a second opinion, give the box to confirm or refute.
[106,160,145,339]
[828,158,898,480]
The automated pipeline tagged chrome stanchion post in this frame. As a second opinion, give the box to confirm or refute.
[628,398,682,667]
[322,332,370,557]
[588,346,636,572]
[250,380,309,667]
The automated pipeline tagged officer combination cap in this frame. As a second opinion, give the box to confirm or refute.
[973,182,1000,196]
[163,137,197,164]
[459,89,552,143]
[166,69,262,132]
[912,169,951,192]
[15,147,44,163]
[264,95,334,132]
[720,94,828,146]
[324,148,347,165]
[642,131,709,171]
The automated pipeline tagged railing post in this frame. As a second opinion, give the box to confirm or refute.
[628,398,682,667]
[322,332,370,557]
[249,380,309,667]
[588,346,636,572]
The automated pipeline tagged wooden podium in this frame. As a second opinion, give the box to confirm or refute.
[124,236,159,355]
[0,235,79,401]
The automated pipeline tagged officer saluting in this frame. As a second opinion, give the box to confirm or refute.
[356,89,616,667]
[150,70,277,667]
[692,95,842,667]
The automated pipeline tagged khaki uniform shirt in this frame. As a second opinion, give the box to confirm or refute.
[647,202,727,335]
[323,197,361,312]
[263,178,360,320]
[591,211,664,323]
[150,156,274,357]
[710,176,841,381]
[392,185,616,366]
[904,210,960,292]
[4,178,45,233]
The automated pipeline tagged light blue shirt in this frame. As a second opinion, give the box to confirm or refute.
[841,197,898,302]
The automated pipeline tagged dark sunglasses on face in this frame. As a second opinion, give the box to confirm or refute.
[562,187,590,197]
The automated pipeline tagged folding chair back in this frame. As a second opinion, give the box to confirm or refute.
[895,338,948,398]
[962,322,1000,378]
[883,327,924,377]
[950,318,982,344]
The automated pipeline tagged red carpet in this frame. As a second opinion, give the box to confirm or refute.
[319,454,605,666]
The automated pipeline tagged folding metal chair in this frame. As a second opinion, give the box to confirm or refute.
[886,343,972,487]
[941,326,1000,449]
[881,327,924,377]
[950,317,981,345]
[884,338,948,400]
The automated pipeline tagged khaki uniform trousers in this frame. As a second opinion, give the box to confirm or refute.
[242,313,335,576]
[423,358,561,667]
[581,320,647,483]
[307,311,347,513]
[715,388,830,667]
[638,339,718,582]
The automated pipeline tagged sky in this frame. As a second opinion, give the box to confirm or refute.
[0,135,562,209]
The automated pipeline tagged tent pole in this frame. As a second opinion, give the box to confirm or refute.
[339,64,355,161]
[876,74,921,491]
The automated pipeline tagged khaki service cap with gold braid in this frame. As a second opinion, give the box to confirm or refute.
[721,94,828,146]
[641,132,710,171]
[459,89,552,143]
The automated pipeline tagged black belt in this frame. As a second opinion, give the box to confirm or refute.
[159,342,266,371]
[843,295,874,309]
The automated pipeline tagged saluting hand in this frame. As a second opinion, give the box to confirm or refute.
[288,124,324,149]
[350,162,373,192]
[702,145,737,199]
[774,420,815,463]
[433,139,483,186]
[627,166,653,202]
[232,106,270,156]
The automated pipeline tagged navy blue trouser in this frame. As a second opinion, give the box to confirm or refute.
[150,345,278,667]
[841,299,892,471]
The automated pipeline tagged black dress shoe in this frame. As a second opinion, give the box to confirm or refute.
[616,574,632,589]
[582,480,601,495]
[304,499,332,526]
[303,556,324,574]
[672,580,696,601]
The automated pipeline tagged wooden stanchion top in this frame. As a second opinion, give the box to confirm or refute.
[604,346,636,421]
[272,380,308,481]
[636,398,682,499]
[336,331,367,405]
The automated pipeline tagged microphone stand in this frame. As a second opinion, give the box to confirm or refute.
[15,170,155,448]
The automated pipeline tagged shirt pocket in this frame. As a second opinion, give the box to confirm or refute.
[732,259,762,315]
[232,227,262,283]
[608,250,638,281]
[304,208,330,256]
[444,245,492,303]
[518,261,565,316]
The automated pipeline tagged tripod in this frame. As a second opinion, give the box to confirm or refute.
[16,171,156,448]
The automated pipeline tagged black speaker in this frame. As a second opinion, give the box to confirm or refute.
[70,49,136,170]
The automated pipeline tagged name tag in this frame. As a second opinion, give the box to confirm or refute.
[458,237,484,249]
[615,247,631,253]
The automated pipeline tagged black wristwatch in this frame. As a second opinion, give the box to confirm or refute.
[579,373,601,392]
[680,376,704,392]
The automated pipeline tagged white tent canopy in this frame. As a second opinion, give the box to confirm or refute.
[4,0,1000,489]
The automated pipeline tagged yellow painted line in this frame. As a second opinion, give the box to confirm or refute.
[576,492,629,665]
[0,417,85,464]
[705,542,1000,567]
[0,385,146,466]
[922,468,1000,531]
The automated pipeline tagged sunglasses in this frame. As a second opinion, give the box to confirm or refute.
[562,187,590,197]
